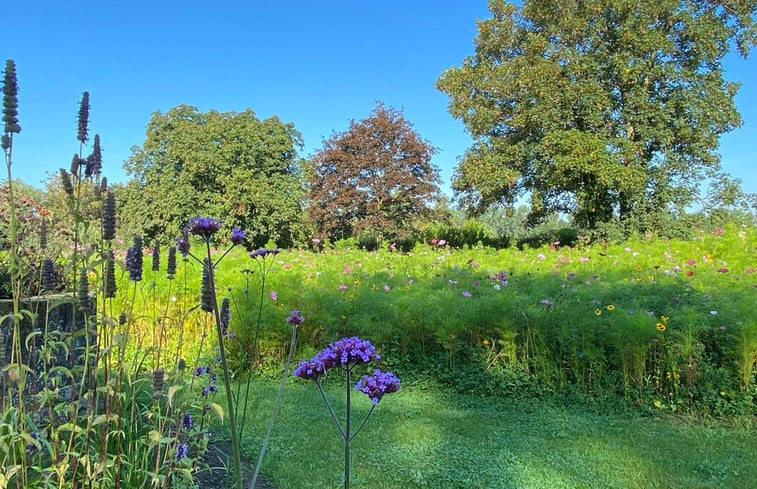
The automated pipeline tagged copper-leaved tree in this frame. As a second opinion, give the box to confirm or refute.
[308,103,441,244]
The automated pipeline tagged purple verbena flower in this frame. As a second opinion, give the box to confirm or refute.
[293,358,326,381]
[176,230,191,258]
[182,413,194,430]
[231,227,246,245]
[187,216,221,239]
[355,369,400,404]
[249,248,280,259]
[286,310,305,326]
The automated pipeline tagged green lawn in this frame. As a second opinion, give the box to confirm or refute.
[220,380,756,489]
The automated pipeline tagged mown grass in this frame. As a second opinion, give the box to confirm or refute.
[217,380,757,489]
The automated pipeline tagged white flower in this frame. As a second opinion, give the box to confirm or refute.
[710,310,718,315]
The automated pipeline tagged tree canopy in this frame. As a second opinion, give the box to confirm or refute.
[438,0,756,231]
[307,103,441,242]
[121,105,307,247]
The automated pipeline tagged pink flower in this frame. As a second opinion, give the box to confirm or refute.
[283,263,292,270]
[579,256,589,262]
[431,238,438,245]
[438,239,447,247]
[537,253,546,260]
[344,265,352,275]
[745,268,755,275]
[270,290,278,301]
[462,290,472,298]
[717,267,729,273]
[686,259,696,265]
[714,227,725,236]
[337,284,348,291]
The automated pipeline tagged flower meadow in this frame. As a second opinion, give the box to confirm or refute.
[110,225,757,418]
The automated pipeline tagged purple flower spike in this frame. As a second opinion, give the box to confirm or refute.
[187,216,221,239]
[230,228,246,245]
[355,369,400,404]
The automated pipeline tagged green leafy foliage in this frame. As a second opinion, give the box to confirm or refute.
[121,105,308,247]
[437,0,757,232]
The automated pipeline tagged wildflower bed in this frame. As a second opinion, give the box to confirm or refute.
[124,225,756,418]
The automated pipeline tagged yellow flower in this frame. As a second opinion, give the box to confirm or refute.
[595,309,602,316]
[653,400,662,408]
[353,279,360,286]
[482,339,490,346]
[648,274,654,281]
[606,305,615,311]
[656,323,666,332]
[661,315,669,323]
[673,372,680,380]
[634,265,641,272]
[88,271,97,281]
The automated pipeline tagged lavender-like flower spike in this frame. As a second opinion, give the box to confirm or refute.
[60,168,73,196]
[2,60,21,142]
[187,216,221,240]
[219,297,231,334]
[151,240,160,272]
[41,259,56,292]
[355,369,400,404]
[125,236,143,281]
[102,190,116,240]
[104,251,117,298]
[77,91,89,144]
[230,227,245,246]
[77,268,90,313]
[166,246,177,279]
[200,258,214,313]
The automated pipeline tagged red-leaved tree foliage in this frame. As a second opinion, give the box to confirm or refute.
[308,103,441,242]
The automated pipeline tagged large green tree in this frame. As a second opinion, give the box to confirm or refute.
[307,103,441,242]
[438,0,756,230]
[122,106,307,247]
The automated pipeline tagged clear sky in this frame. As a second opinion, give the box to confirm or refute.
[3,0,756,199]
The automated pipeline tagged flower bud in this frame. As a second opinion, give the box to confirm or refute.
[200,258,214,313]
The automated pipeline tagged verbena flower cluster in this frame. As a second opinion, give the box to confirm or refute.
[231,227,245,245]
[355,369,401,404]
[187,216,220,239]
[249,248,280,259]
[294,337,380,381]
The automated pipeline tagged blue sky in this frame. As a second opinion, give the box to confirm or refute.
[4,0,756,199]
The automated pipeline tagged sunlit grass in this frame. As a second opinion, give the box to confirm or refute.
[222,380,757,489]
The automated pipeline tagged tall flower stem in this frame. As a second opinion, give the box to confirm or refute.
[204,239,243,489]
[344,365,352,489]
